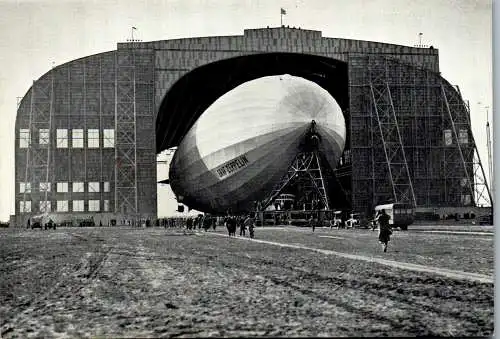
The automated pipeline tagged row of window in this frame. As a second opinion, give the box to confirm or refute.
[19,182,110,193]
[20,200,110,213]
[443,129,468,146]
[19,129,115,148]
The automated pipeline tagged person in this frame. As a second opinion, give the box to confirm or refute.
[203,215,211,232]
[377,209,392,252]
[239,216,246,236]
[186,217,193,231]
[226,216,236,236]
[229,216,237,236]
[244,214,254,238]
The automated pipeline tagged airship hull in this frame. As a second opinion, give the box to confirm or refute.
[169,74,346,213]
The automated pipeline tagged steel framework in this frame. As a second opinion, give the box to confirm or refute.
[348,55,491,214]
[22,74,54,216]
[259,151,331,211]
[114,48,138,215]
[369,61,417,207]
[442,85,492,206]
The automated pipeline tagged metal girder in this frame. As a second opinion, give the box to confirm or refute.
[260,151,331,211]
[442,85,492,206]
[441,84,479,206]
[22,75,54,215]
[369,67,417,207]
[115,49,138,214]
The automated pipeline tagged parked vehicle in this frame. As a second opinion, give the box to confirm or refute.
[374,203,414,230]
[346,213,360,228]
[478,214,493,225]
[44,219,56,230]
[30,214,56,230]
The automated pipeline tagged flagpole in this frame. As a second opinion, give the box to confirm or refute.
[281,13,283,26]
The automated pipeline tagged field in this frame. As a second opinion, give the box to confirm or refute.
[0,225,494,337]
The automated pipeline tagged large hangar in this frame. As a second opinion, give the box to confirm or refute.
[14,27,491,226]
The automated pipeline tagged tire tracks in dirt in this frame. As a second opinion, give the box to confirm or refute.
[201,232,492,335]
[1,231,113,337]
[252,255,490,332]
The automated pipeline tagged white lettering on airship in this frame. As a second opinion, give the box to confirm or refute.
[215,155,249,178]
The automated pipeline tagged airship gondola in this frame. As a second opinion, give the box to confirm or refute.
[168,74,346,213]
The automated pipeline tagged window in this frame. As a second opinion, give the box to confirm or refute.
[443,129,453,146]
[19,129,30,148]
[39,182,51,192]
[72,129,84,148]
[104,199,110,212]
[104,182,110,192]
[88,182,100,193]
[57,200,68,212]
[20,182,31,193]
[459,129,468,144]
[57,182,68,193]
[72,200,84,212]
[73,182,84,193]
[89,200,100,212]
[88,129,99,148]
[39,201,51,213]
[103,129,115,148]
[57,129,68,148]
[39,129,49,145]
[20,201,31,212]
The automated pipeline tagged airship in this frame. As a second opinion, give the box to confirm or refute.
[169,74,346,213]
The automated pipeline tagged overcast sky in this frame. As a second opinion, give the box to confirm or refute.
[0,0,493,220]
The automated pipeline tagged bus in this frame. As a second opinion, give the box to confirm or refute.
[374,203,414,230]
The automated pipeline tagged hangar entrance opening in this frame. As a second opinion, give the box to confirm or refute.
[157,53,351,215]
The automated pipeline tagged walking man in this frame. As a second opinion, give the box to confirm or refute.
[377,209,392,252]
[244,214,255,238]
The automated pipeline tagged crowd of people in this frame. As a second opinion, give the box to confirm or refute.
[157,214,256,238]
[158,209,392,252]
[223,214,255,238]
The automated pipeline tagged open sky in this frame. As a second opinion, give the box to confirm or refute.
[0,0,493,220]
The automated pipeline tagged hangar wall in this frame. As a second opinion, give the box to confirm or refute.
[15,49,157,226]
[348,56,478,214]
[146,27,439,117]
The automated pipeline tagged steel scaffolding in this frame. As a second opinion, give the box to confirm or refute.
[348,55,491,214]
[115,47,138,215]
[22,74,54,217]
[260,151,331,211]
[369,72,416,207]
[442,85,492,206]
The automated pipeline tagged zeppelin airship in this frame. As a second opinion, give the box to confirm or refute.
[169,74,346,213]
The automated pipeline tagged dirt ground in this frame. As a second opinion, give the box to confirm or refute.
[0,226,494,337]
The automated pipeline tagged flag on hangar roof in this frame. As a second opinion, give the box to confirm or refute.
[281,8,286,15]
